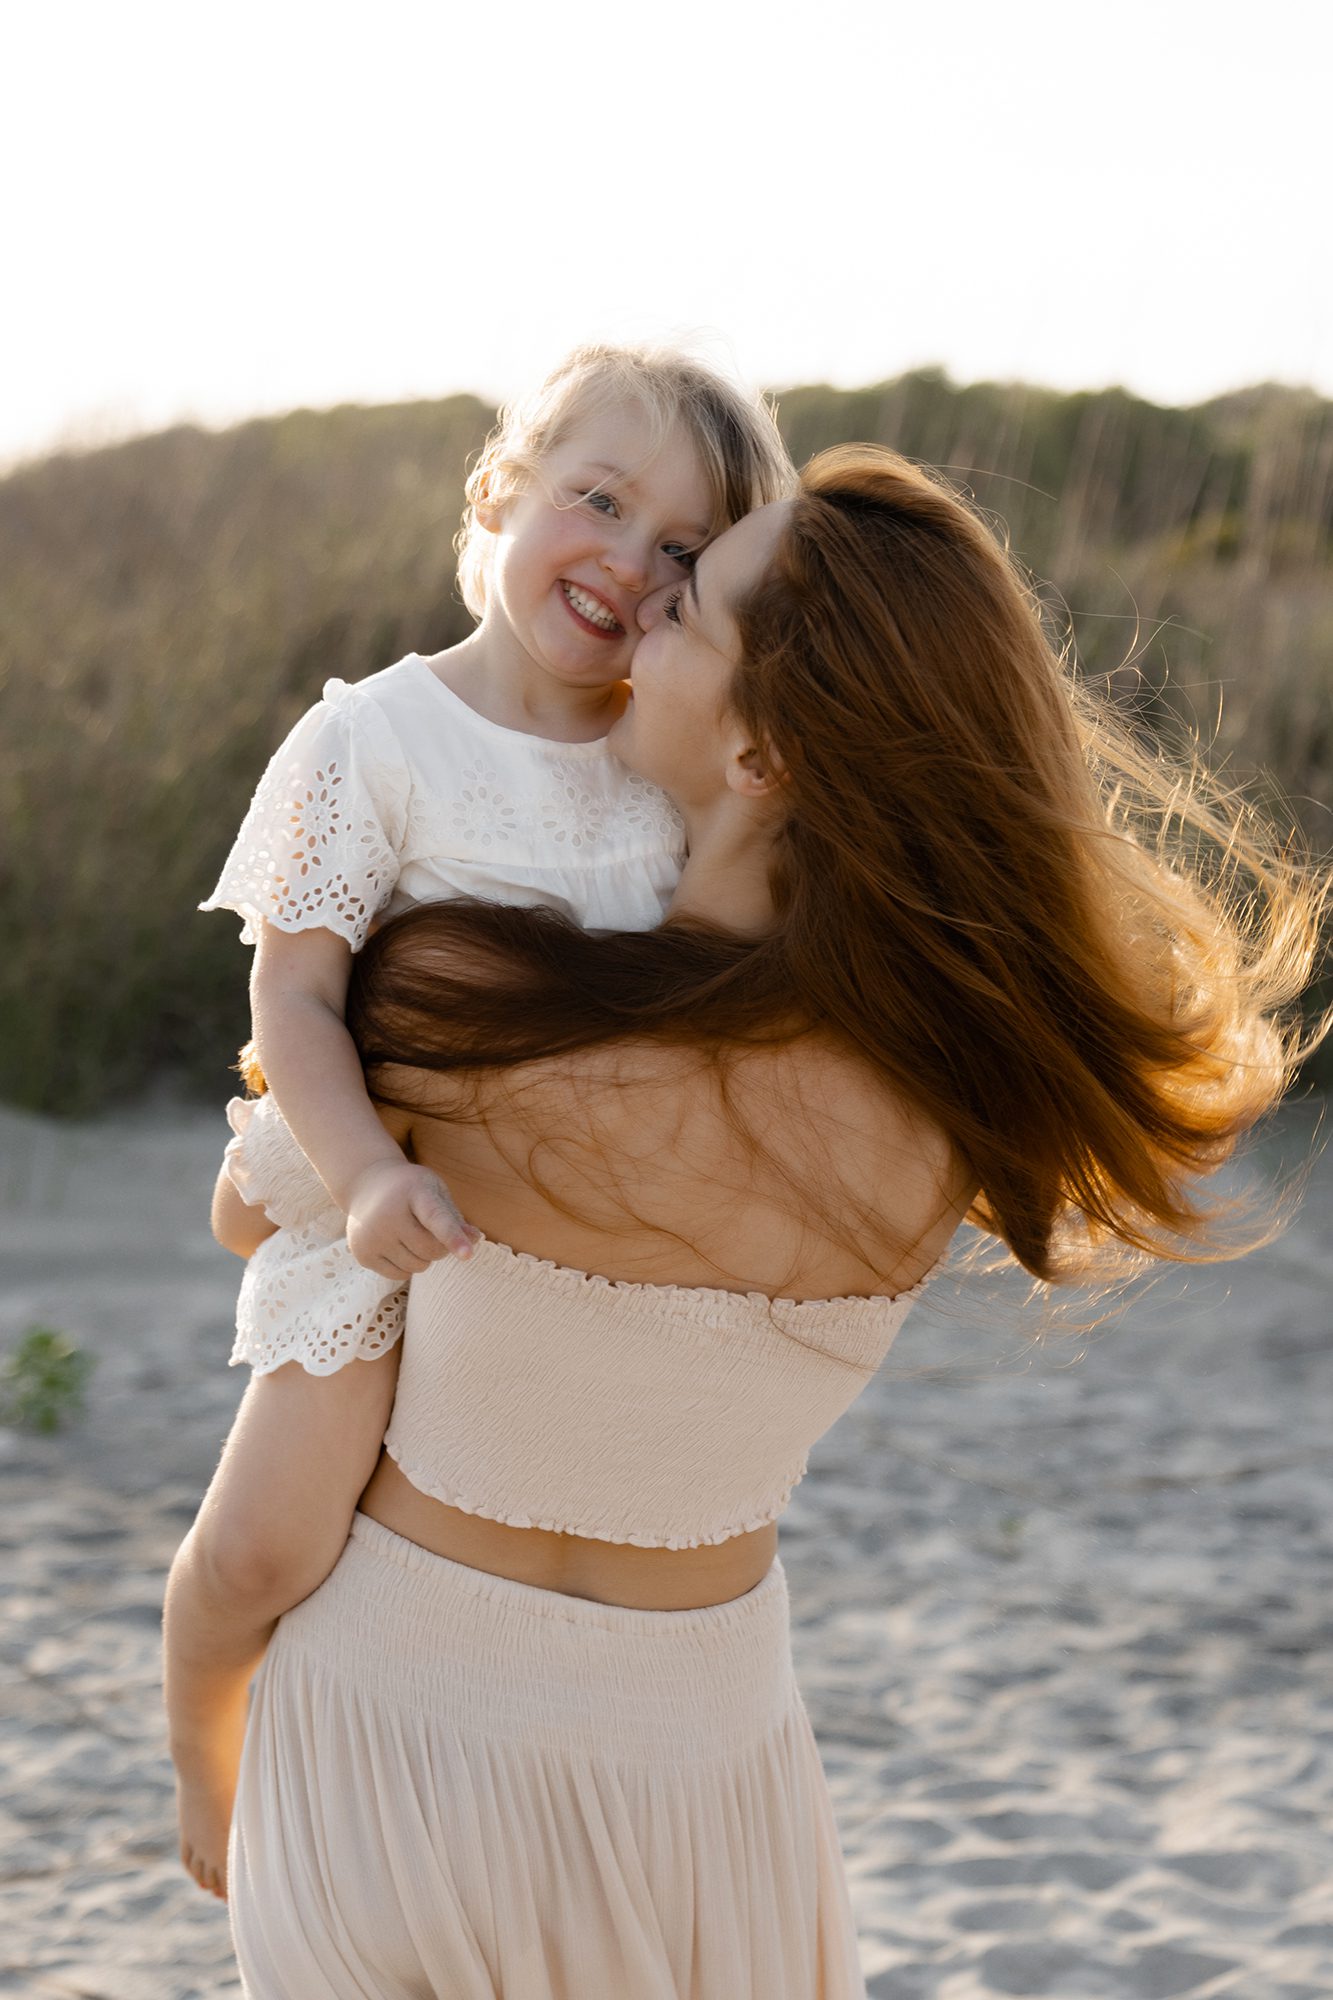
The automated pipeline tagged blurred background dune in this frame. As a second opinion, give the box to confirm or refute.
[2,369,1329,1116]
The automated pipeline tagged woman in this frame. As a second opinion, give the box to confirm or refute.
[164,447,1324,1998]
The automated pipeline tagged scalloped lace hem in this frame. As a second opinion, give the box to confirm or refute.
[198,892,371,953]
[381,1443,802,1550]
[230,1329,405,1376]
[230,1290,407,1376]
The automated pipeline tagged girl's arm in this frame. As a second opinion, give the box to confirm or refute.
[162,1346,401,1899]
[251,921,475,1273]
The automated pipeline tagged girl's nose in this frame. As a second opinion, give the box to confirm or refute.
[636,582,676,633]
[602,532,653,595]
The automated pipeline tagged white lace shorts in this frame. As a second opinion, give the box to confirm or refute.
[223,1093,407,1375]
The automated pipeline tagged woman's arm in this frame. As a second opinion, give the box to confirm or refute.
[162,1346,401,1898]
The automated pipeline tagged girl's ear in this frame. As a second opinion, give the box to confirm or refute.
[474,479,506,534]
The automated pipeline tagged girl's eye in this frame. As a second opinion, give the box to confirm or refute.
[583,489,618,516]
[662,590,683,625]
[662,543,697,571]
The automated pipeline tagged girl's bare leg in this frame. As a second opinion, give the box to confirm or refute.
[163,1349,402,1898]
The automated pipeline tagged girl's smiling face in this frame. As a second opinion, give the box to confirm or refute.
[479,399,714,693]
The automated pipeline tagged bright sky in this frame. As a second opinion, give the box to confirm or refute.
[7,0,1329,468]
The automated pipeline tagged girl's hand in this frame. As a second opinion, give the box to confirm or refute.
[344,1159,479,1277]
[176,1769,235,1901]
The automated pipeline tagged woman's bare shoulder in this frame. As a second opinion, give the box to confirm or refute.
[581,1031,969,1253]
[394,1030,957,1176]
[760,1036,972,1277]
[391,1028,968,1296]
[737,1030,956,1162]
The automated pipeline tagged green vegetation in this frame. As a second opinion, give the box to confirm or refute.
[1,371,1329,1116]
[0,1326,96,1433]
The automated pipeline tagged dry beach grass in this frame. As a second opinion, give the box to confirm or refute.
[1,1096,1329,1998]
[2,371,1330,1119]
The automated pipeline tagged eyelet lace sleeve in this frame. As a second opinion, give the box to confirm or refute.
[222,1094,407,1375]
[200,678,410,950]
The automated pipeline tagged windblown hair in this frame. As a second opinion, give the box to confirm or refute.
[454,343,795,617]
[351,446,1328,1284]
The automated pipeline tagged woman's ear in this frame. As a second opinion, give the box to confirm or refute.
[726,738,788,801]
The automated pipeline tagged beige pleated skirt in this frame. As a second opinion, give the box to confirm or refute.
[228,1512,867,1999]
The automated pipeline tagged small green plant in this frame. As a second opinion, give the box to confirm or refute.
[0,1326,96,1434]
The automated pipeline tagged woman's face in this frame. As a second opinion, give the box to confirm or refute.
[608,502,791,808]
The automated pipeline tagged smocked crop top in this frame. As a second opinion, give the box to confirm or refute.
[224,1093,937,1548]
[379,1235,933,1550]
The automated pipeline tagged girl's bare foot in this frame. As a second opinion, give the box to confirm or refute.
[176,1773,234,1901]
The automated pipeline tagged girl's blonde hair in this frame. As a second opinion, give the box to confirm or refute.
[454,343,794,618]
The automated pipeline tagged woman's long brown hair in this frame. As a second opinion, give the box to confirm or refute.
[348,446,1328,1284]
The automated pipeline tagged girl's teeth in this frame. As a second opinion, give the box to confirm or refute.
[563,583,619,629]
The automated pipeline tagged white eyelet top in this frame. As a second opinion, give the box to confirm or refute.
[205,654,686,1375]
[200,653,685,949]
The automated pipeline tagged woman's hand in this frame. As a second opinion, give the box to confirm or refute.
[344,1158,479,1276]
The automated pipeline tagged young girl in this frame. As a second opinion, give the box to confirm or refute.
[199,345,795,1373]
[171,346,793,1894]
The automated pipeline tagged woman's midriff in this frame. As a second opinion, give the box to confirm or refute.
[357,1453,780,1611]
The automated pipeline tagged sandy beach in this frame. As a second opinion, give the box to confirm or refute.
[1,1095,1330,1998]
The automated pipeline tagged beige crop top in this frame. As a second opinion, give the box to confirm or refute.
[382,1233,933,1550]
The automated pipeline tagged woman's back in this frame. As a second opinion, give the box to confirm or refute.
[359,1031,970,1610]
[390,1031,968,1304]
